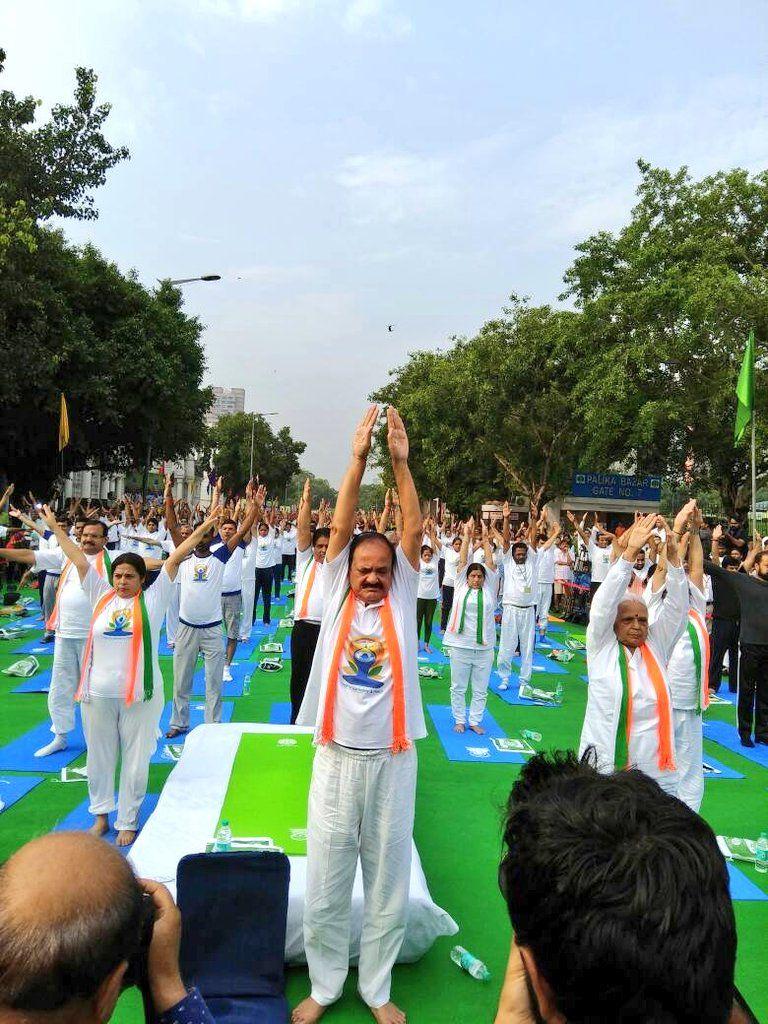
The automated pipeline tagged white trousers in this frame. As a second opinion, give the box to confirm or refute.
[42,573,59,626]
[497,605,536,685]
[304,742,417,1009]
[673,708,703,812]
[165,583,180,644]
[48,636,87,736]
[81,687,163,830]
[449,647,494,726]
[240,577,256,641]
[536,583,553,632]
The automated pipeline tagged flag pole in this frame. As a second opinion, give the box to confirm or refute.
[751,406,757,539]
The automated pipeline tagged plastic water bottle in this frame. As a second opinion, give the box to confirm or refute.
[555,681,564,702]
[243,674,251,696]
[450,945,490,981]
[756,832,768,874]
[214,820,232,852]
[521,729,541,743]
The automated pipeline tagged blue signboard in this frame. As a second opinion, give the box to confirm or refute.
[570,472,661,502]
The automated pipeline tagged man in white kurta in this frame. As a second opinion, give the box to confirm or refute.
[579,514,688,796]
[497,541,539,695]
[294,404,423,1024]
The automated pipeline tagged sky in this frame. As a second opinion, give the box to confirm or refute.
[2,0,768,484]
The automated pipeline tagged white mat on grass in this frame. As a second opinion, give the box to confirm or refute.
[129,722,458,963]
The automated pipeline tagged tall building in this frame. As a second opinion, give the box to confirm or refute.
[205,386,246,427]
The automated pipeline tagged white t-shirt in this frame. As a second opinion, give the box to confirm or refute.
[667,583,708,710]
[281,527,297,556]
[588,539,613,583]
[34,549,108,639]
[38,531,62,573]
[177,547,231,626]
[442,546,461,587]
[443,564,499,651]
[296,542,426,749]
[536,546,557,585]
[214,540,245,595]
[554,548,573,582]
[417,558,441,600]
[294,546,325,623]
[502,546,538,607]
[250,531,280,569]
[81,565,174,698]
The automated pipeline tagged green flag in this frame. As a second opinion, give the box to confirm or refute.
[734,330,755,443]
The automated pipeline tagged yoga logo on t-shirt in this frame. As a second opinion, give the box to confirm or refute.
[192,563,210,582]
[102,607,133,638]
[342,635,387,690]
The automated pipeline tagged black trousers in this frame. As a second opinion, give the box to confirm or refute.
[417,597,437,644]
[440,584,455,632]
[709,618,740,693]
[438,558,445,587]
[272,561,282,599]
[738,643,768,742]
[282,553,296,580]
[38,569,47,607]
[253,566,273,624]
[290,619,321,723]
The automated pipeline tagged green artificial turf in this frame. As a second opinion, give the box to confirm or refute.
[0,594,766,1023]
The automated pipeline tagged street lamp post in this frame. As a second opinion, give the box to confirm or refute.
[159,274,222,285]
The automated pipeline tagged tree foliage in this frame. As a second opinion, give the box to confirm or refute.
[563,161,768,512]
[208,413,306,497]
[285,470,338,507]
[371,300,585,514]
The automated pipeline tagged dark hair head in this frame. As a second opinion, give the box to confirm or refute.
[511,540,528,553]
[79,519,107,537]
[111,553,147,581]
[420,544,433,557]
[0,833,146,1012]
[467,561,487,580]
[220,518,237,529]
[349,530,396,570]
[313,527,331,545]
[499,750,736,1024]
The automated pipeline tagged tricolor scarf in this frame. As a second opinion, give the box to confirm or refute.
[46,549,112,632]
[297,558,318,620]
[320,586,409,753]
[448,584,484,645]
[75,589,153,705]
[686,608,711,714]
[615,643,676,772]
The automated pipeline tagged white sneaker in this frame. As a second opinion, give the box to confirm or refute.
[34,735,68,758]
[497,680,509,691]
[223,666,233,682]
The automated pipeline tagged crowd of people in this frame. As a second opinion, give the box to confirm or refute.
[0,407,765,1023]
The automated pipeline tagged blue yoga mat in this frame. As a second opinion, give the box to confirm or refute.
[704,720,768,769]
[10,668,53,693]
[191,663,247,697]
[489,671,562,708]
[158,635,175,656]
[703,754,745,781]
[0,773,46,813]
[54,792,160,850]
[727,862,768,901]
[269,702,292,724]
[427,703,530,763]
[11,638,54,656]
[418,646,450,666]
[0,715,86,773]
[0,618,38,631]
[708,690,738,707]
[151,700,235,765]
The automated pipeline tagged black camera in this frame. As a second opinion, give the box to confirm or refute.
[123,892,157,1019]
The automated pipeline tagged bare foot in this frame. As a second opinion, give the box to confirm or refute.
[371,1002,406,1024]
[116,829,137,847]
[292,997,327,1024]
[165,726,188,739]
[469,724,485,735]
[90,814,109,837]
[424,644,432,654]
[453,722,466,733]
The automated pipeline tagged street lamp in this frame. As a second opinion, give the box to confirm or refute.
[159,274,222,285]
[249,412,278,480]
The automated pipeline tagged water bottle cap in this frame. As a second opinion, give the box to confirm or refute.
[222,819,230,826]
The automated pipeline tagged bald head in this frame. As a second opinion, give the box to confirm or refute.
[0,833,143,1017]
[614,597,649,649]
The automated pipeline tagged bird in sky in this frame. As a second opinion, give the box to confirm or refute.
[387,324,394,332]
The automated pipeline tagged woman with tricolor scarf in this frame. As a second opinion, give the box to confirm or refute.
[579,510,689,797]
[294,405,424,1024]
[444,518,498,735]
[40,505,220,847]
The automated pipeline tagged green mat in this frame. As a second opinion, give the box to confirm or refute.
[216,731,314,855]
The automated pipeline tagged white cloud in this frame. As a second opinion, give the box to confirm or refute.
[336,151,456,224]
[342,0,411,37]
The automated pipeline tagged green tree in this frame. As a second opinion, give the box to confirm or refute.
[209,413,306,497]
[285,470,338,506]
[371,299,587,514]
[563,161,768,513]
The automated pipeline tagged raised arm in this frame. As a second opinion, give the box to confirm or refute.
[40,506,89,581]
[566,510,591,547]
[164,511,222,581]
[742,532,762,575]
[297,478,313,552]
[387,407,421,570]
[540,520,562,551]
[457,518,472,573]
[231,483,263,550]
[501,501,511,552]
[8,505,46,538]
[326,405,379,563]
[0,483,14,515]
[481,519,494,569]
[376,489,392,534]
